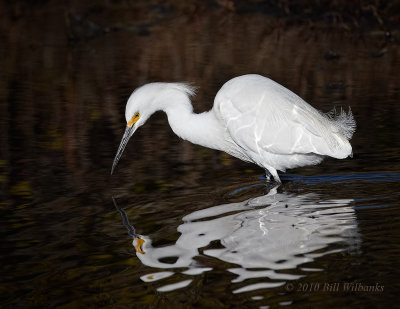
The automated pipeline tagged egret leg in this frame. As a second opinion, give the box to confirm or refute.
[271,170,282,184]
[265,168,281,184]
[265,169,272,182]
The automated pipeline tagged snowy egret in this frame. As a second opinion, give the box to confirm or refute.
[111,74,356,182]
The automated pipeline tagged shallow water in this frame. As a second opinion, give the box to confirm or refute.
[1,3,400,308]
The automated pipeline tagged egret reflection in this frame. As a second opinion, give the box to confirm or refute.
[113,197,145,254]
[115,188,359,293]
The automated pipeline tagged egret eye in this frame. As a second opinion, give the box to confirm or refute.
[127,112,140,127]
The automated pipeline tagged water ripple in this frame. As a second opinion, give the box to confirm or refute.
[116,187,360,294]
[280,172,400,184]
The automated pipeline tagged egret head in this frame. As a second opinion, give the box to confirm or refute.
[111,82,195,175]
[111,84,159,175]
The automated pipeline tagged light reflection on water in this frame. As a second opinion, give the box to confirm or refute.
[2,3,399,306]
[116,184,359,294]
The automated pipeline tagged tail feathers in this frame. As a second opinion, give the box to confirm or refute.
[327,107,356,140]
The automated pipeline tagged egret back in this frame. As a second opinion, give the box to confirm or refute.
[213,74,355,172]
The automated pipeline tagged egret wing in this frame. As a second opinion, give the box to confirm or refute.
[214,75,352,160]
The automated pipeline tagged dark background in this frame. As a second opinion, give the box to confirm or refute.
[1,1,399,308]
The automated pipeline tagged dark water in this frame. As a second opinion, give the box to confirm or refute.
[1,3,400,308]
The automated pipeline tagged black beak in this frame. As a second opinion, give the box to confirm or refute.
[111,125,136,175]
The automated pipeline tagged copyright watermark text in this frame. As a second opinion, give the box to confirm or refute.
[284,282,384,293]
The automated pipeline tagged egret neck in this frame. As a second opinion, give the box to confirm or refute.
[162,94,229,153]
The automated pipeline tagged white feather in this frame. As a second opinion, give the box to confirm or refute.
[114,74,356,182]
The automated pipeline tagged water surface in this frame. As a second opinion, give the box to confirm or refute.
[1,3,399,308]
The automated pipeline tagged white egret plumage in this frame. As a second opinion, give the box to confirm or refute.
[111,74,356,182]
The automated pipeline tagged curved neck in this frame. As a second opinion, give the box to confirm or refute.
[162,96,226,152]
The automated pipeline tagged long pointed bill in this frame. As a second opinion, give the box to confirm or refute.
[111,125,136,175]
